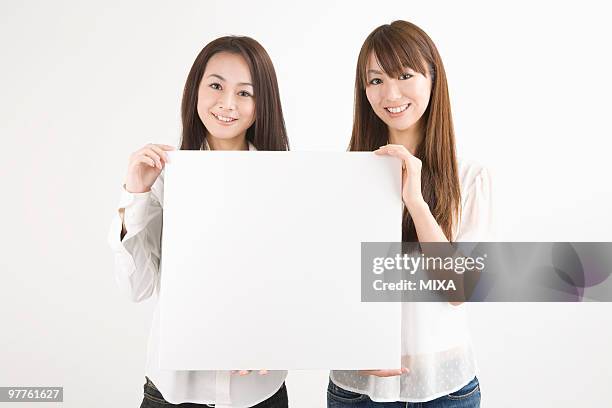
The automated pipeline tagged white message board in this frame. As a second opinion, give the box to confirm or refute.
[159,151,402,370]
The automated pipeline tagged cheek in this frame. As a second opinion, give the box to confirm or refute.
[243,99,256,125]
[413,81,432,108]
[365,88,381,110]
[398,82,429,114]
[196,91,212,120]
[418,85,431,106]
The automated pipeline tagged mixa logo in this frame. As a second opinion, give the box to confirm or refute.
[420,279,456,291]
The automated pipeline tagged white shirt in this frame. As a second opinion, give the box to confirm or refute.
[330,157,494,403]
[107,141,287,408]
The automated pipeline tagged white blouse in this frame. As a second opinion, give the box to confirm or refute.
[107,141,287,408]
[330,157,494,403]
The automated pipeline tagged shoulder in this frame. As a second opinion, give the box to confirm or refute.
[453,157,495,241]
[456,157,490,202]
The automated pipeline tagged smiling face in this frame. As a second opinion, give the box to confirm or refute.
[365,52,432,134]
[197,52,256,145]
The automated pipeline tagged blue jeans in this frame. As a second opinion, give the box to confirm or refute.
[327,376,480,408]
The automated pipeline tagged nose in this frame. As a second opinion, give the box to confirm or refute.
[217,90,236,110]
[383,80,402,101]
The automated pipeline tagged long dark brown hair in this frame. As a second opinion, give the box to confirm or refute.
[180,36,289,151]
[349,20,461,242]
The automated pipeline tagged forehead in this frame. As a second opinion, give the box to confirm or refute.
[365,51,422,78]
[366,52,383,72]
[203,52,252,83]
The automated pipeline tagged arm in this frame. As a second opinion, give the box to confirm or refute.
[407,199,465,305]
[408,199,448,243]
[375,145,493,306]
[107,182,163,303]
[410,167,494,305]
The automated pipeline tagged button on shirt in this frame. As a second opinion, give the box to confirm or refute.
[107,141,287,408]
[330,157,494,402]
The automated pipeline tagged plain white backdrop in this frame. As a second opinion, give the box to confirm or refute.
[1,0,611,406]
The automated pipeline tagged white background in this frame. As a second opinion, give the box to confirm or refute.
[1,0,611,406]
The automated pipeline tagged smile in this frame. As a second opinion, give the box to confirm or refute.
[384,103,410,114]
[212,112,238,123]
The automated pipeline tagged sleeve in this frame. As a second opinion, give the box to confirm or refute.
[454,166,496,242]
[107,182,163,302]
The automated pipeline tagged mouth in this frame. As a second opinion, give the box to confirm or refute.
[211,112,238,123]
[384,103,411,114]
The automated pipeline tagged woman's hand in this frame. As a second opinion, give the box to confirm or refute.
[358,368,409,377]
[125,143,175,193]
[375,144,425,211]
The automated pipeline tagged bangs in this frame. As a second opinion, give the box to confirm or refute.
[361,26,428,85]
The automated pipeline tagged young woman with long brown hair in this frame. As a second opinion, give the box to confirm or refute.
[108,36,289,408]
[327,20,493,407]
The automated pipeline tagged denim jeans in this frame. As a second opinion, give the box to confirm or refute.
[139,376,288,408]
[327,376,480,408]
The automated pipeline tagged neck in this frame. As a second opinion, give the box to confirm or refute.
[206,134,249,151]
[387,120,424,155]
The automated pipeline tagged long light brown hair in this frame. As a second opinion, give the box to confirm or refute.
[180,36,289,151]
[349,20,461,242]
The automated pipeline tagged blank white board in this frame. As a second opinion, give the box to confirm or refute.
[159,151,402,370]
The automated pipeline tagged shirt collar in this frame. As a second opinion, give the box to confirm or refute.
[202,138,256,151]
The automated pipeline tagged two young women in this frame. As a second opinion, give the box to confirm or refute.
[108,20,491,408]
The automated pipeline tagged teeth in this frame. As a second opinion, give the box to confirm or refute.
[385,104,409,113]
[213,113,236,122]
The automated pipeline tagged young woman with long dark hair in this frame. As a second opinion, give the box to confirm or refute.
[328,20,493,407]
[108,35,289,408]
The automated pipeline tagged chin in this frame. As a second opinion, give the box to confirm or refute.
[210,133,240,141]
[203,124,237,138]
[392,119,418,131]
[383,121,414,132]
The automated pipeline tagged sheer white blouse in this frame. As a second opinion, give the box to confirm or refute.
[107,141,287,408]
[330,157,494,403]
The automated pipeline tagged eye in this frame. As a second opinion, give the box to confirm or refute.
[399,73,413,80]
[368,78,382,85]
[238,90,253,97]
[209,83,222,90]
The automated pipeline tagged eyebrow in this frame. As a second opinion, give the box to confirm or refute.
[206,74,253,87]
